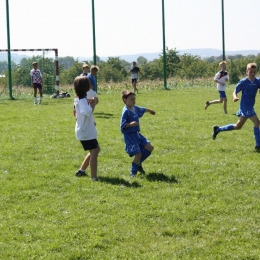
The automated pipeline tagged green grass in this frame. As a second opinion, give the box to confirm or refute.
[1,85,260,259]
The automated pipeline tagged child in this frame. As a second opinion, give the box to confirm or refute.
[74,76,100,180]
[81,64,90,76]
[30,62,43,104]
[120,90,155,177]
[205,61,229,113]
[87,65,99,104]
[129,61,143,93]
[212,63,260,151]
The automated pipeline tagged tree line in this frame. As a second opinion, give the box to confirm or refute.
[1,48,260,87]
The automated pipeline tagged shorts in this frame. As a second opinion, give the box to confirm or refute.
[236,108,256,118]
[33,83,42,89]
[218,91,226,98]
[132,78,138,84]
[80,139,99,151]
[123,132,149,157]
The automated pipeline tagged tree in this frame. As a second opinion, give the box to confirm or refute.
[159,47,180,78]
[137,56,147,66]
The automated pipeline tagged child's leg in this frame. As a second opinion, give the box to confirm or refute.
[209,98,224,105]
[223,97,227,113]
[249,115,260,147]
[33,87,37,103]
[212,117,247,140]
[89,146,100,179]
[80,153,91,171]
[131,153,141,177]
[141,143,154,163]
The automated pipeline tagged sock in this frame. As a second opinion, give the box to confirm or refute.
[218,124,234,132]
[140,149,151,163]
[131,162,140,176]
[34,97,37,103]
[254,127,260,146]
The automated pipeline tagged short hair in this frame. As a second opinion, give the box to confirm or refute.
[90,65,99,72]
[74,76,90,97]
[247,63,257,70]
[82,64,89,69]
[219,61,226,66]
[122,90,135,101]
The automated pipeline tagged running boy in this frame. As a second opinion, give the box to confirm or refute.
[129,61,143,93]
[30,62,43,104]
[205,61,229,113]
[120,90,155,177]
[212,63,260,151]
[74,76,100,180]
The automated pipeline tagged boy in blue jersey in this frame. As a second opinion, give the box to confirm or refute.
[205,61,229,113]
[212,63,260,151]
[120,90,155,177]
[87,65,98,92]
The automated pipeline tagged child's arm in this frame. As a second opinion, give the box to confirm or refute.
[214,79,225,86]
[233,91,239,102]
[145,108,155,115]
[124,121,139,128]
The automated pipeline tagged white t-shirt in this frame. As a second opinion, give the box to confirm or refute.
[74,97,97,141]
[87,89,98,100]
[214,70,229,91]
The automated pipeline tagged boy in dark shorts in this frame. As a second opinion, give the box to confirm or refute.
[74,76,100,180]
[30,62,43,104]
[120,90,155,177]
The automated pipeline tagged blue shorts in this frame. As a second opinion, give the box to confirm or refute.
[236,108,256,118]
[218,91,226,98]
[123,132,149,157]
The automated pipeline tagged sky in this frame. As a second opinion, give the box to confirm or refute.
[0,0,260,59]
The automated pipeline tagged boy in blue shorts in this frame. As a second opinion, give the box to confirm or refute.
[212,63,260,151]
[205,61,229,113]
[120,90,155,177]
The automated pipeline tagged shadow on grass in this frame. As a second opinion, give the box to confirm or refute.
[94,112,115,119]
[98,176,141,188]
[145,172,178,183]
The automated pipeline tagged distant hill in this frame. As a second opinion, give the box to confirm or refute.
[1,49,260,64]
[78,48,260,63]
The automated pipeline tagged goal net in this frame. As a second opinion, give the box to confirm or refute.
[0,49,60,100]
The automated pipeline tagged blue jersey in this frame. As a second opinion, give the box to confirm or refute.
[235,77,260,109]
[120,105,146,134]
[87,73,97,92]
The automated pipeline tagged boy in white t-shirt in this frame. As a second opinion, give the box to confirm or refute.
[205,61,229,114]
[74,76,100,181]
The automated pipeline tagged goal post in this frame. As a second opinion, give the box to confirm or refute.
[0,48,60,99]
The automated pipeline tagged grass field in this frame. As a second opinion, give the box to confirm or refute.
[1,84,260,259]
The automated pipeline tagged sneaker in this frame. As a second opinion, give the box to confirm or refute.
[212,125,219,140]
[75,170,87,177]
[91,177,98,181]
[204,101,210,110]
[255,146,260,152]
[130,173,137,178]
[138,164,145,174]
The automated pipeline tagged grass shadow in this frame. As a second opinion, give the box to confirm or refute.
[145,172,178,183]
[94,112,115,119]
[98,176,141,188]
